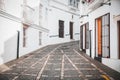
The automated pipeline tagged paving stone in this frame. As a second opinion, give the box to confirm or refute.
[64,77,84,80]
[0,41,115,80]
[64,70,79,76]
[40,77,60,80]
[0,74,17,80]
[81,70,102,75]
[24,68,40,74]
[64,63,74,69]
[75,64,94,68]
[42,70,61,77]
[2,68,25,74]
[45,64,61,70]
[16,75,36,80]
[87,77,105,80]
[32,63,43,69]
[48,60,62,63]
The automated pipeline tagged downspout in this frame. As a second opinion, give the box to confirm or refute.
[89,30,92,57]
[17,31,20,59]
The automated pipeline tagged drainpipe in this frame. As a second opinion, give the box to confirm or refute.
[17,31,20,59]
[89,30,92,57]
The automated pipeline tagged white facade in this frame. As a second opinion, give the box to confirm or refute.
[0,0,49,64]
[47,0,80,44]
[79,0,120,72]
[0,0,80,65]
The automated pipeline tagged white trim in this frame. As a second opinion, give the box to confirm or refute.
[0,9,49,32]
[50,5,80,16]
[0,9,21,22]
[32,24,49,33]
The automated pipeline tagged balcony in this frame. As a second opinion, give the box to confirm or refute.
[68,0,80,10]
[22,5,35,24]
[81,0,104,13]
[87,0,104,10]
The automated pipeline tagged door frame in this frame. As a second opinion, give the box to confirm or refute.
[95,13,110,58]
[118,20,120,59]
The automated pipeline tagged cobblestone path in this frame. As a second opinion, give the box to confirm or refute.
[0,41,114,80]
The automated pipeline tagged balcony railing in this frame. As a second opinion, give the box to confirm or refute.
[87,0,104,10]
[81,0,104,13]
[68,0,80,9]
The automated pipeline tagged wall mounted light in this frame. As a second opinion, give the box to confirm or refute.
[101,2,111,6]
[80,15,89,18]
[101,0,111,6]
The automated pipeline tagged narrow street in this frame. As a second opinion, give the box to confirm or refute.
[0,41,119,80]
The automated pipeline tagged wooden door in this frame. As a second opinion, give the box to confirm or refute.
[118,21,120,59]
[59,20,64,38]
[80,26,83,50]
[70,22,73,39]
[102,14,110,58]
[97,18,102,57]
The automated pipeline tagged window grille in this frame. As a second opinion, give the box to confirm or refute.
[102,14,110,58]
[59,20,64,38]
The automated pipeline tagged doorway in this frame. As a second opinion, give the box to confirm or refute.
[70,22,73,39]
[97,17,102,57]
[95,13,110,58]
[118,21,120,59]
[80,26,83,50]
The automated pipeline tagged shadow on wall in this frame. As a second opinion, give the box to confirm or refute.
[1,33,18,66]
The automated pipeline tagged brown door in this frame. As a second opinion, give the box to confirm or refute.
[59,20,64,38]
[85,23,89,49]
[97,18,102,57]
[80,26,83,50]
[118,21,120,59]
[70,22,73,39]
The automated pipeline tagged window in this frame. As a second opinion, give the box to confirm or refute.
[59,20,64,38]
[69,0,80,8]
[23,24,28,47]
[39,31,42,45]
[0,0,5,10]
[85,0,94,3]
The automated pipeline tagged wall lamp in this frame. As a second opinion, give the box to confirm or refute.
[101,0,111,6]
[80,15,88,18]
[101,2,111,6]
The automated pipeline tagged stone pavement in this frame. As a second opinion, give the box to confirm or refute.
[0,41,117,80]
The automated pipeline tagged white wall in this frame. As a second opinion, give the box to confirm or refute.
[102,58,120,73]
[4,0,23,18]
[0,16,21,64]
[0,0,49,65]
[80,0,120,72]
[47,0,80,45]
[19,26,49,57]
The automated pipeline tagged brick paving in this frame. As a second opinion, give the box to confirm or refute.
[0,41,117,80]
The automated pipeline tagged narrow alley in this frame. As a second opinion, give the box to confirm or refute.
[0,41,119,80]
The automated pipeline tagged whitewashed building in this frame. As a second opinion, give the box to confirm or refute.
[0,0,49,65]
[79,0,120,72]
[0,0,80,65]
[47,0,80,44]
